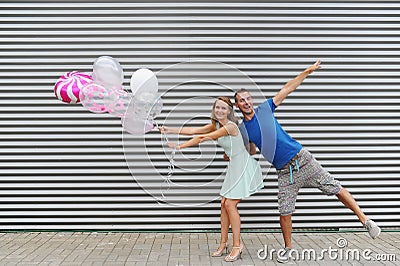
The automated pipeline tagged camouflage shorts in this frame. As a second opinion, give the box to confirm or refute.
[276,149,342,216]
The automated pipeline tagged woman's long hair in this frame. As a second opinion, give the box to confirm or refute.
[211,96,238,129]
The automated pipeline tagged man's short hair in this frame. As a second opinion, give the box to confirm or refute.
[234,88,250,103]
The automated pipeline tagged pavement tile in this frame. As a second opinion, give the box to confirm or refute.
[0,231,397,265]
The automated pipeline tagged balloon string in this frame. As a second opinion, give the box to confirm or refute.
[154,121,176,200]
[162,148,176,199]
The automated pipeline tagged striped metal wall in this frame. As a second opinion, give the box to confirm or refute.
[1,0,399,230]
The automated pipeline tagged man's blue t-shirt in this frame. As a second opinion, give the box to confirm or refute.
[239,98,302,170]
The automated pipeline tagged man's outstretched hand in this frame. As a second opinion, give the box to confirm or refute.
[306,59,321,74]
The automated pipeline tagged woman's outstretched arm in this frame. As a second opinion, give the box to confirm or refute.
[158,123,214,135]
[169,123,237,150]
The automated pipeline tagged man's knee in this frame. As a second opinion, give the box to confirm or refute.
[280,214,292,222]
[335,187,346,197]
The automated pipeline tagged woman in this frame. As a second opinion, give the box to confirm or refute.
[159,96,263,262]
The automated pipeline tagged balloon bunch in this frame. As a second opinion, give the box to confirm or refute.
[54,56,162,135]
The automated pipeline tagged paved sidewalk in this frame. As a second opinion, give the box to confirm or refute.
[0,231,398,265]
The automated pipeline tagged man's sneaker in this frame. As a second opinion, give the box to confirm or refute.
[277,247,291,263]
[364,219,381,239]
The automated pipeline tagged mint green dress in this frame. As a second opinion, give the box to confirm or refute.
[217,121,264,199]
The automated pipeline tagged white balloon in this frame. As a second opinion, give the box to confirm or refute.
[92,56,124,89]
[150,96,163,119]
[130,68,158,96]
[132,92,161,119]
[122,113,154,135]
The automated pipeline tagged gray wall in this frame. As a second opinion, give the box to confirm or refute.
[0,0,399,230]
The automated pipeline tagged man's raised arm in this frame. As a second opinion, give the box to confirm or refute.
[273,60,321,107]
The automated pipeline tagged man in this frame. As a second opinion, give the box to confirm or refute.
[234,60,381,263]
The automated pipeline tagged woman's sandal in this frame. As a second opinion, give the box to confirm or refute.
[224,244,244,262]
[211,242,229,257]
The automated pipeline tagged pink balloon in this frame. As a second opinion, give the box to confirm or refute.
[54,71,92,104]
[106,89,133,117]
[79,83,110,113]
